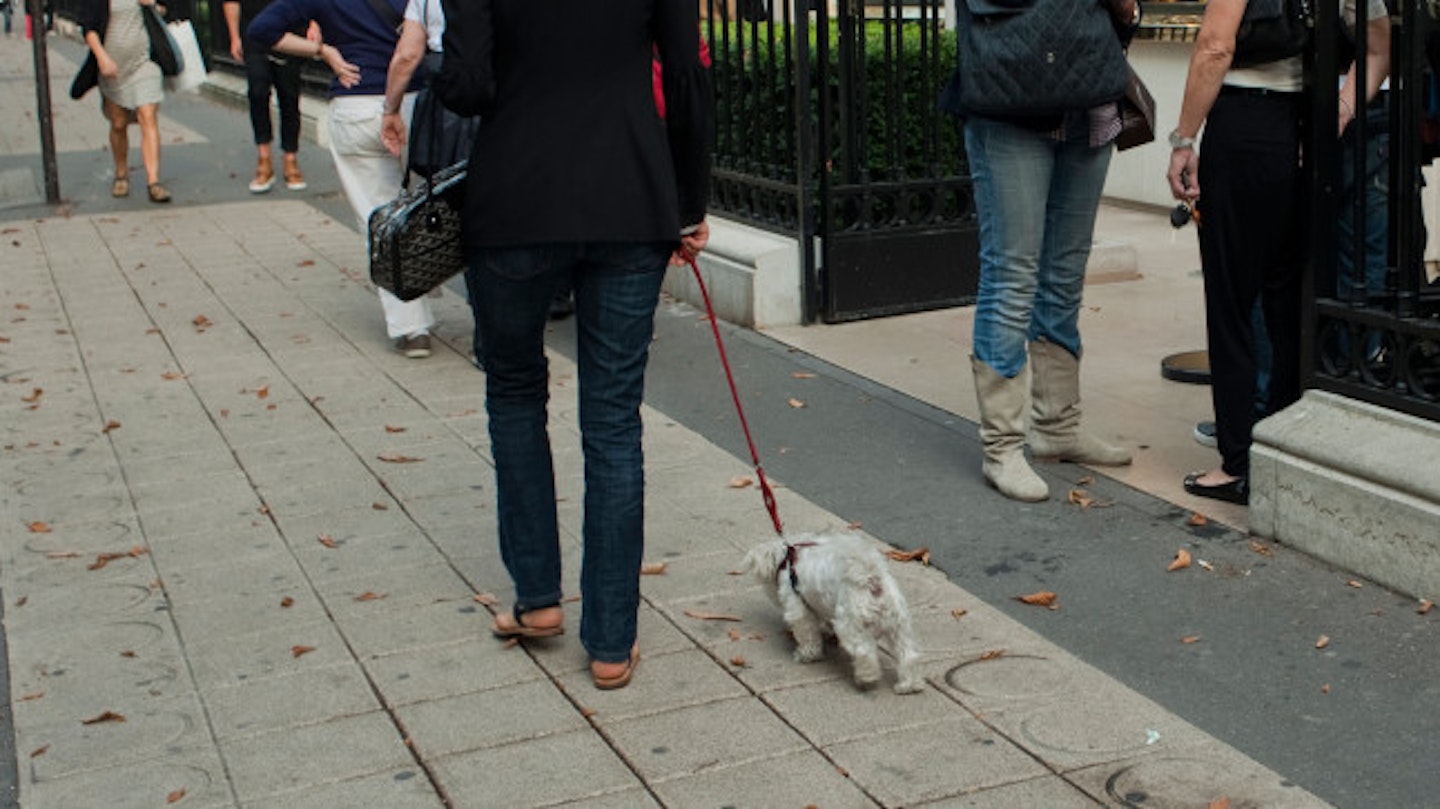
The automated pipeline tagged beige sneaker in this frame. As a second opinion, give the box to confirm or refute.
[398,334,431,359]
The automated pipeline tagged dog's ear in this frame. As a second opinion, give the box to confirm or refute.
[740,542,783,581]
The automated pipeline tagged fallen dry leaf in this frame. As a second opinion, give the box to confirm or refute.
[192,315,212,329]
[951,608,969,620]
[20,692,43,702]
[81,710,126,725]
[1321,683,1332,694]
[639,562,667,575]
[280,597,295,608]
[160,371,186,381]
[728,475,754,489]
[978,649,1005,661]
[372,502,388,510]
[730,656,747,667]
[886,547,931,565]
[354,591,387,602]
[1016,591,1059,610]
[20,388,42,403]
[473,592,498,605]
[255,385,270,400]
[101,420,122,434]
[1315,634,1331,649]
[1197,559,1215,572]
[14,596,26,607]
[1168,549,1193,572]
[384,425,406,433]
[297,259,315,267]
[120,650,137,658]
[1068,489,1094,508]
[166,788,187,804]
[727,629,742,641]
[29,745,48,758]
[88,552,128,570]
[580,707,597,718]
[377,452,424,463]
[1210,798,1231,809]
[684,609,744,622]
[791,372,817,379]
[1420,599,1435,615]
[1345,579,1363,589]
[291,645,316,658]
[1076,475,1094,486]
[1186,512,1209,527]
[27,521,52,534]
[317,534,338,549]
[502,637,519,649]
[1181,635,1202,644]
[787,397,806,408]
[1249,540,1274,557]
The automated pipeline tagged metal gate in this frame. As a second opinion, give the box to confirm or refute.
[705,0,978,323]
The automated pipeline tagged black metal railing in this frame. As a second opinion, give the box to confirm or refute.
[704,0,978,322]
[1307,0,1440,421]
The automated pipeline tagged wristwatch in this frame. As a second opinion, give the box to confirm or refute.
[1168,129,1196,150]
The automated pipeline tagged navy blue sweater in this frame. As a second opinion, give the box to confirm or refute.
[249,0,418,97]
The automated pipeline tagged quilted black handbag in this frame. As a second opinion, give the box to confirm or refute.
[948,0,1129,117]
[368,161,467,302]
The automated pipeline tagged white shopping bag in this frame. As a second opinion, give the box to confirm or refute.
[164,19,207,93]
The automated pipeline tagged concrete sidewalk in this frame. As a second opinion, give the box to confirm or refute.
[0,195,1333,807]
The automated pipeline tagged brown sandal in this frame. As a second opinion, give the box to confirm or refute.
[491,604,564,639]
[111,175,130,198]
[591,647,640,690]
[147,183,171,204]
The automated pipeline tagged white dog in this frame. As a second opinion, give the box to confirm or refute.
[741,532,923,694]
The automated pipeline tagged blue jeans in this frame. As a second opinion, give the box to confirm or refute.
[1336,107,1390,299]
[466,241,671,664]
[964,115,1113,376]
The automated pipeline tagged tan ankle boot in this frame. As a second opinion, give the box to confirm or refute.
[283,153,307,191]
[1028,340,1131,466]
[248,156,274,193]
[972,356,1048,502]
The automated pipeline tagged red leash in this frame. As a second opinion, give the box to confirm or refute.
[684,254,784,537]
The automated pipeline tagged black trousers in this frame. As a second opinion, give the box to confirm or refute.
[244,47,302,153]
[1195,89,1305,478]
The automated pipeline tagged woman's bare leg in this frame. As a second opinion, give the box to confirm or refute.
[135,103,161,184]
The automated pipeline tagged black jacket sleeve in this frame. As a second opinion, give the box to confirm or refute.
[653,0,714,228]
[437,0,495,118]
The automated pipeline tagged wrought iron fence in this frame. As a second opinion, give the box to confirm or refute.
[1308,0,1440,421]
[703,0,979,322]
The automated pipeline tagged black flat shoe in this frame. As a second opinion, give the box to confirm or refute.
[1183,472,1249,505]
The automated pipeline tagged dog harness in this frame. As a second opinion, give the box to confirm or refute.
[776,541,818,593]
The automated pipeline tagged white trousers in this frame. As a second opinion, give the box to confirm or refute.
[328,93,434,340]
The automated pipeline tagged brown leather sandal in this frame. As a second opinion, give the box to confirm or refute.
[491,604,564,639]
[147,183,171,204]
[111,175,130,198]
[591,647,640,690]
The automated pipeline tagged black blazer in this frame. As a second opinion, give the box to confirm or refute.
[438,0,713,250]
